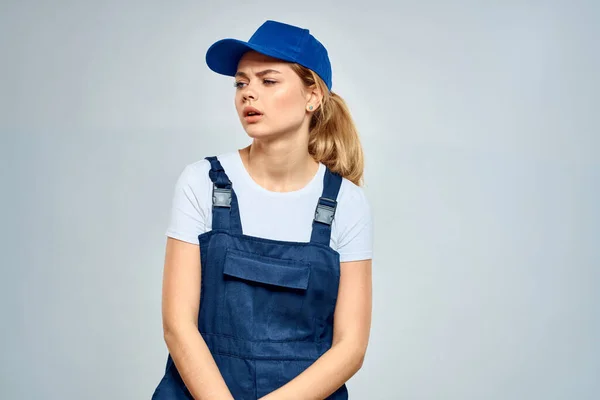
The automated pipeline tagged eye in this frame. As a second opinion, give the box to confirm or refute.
[263,79,277,85]
[234,81,247,89]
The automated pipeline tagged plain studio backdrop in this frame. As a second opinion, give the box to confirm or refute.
[1,1,598,399]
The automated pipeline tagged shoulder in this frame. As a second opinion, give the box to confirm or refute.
[331,176,373,261]
[176,151,237,185]
[333,176,372,238]
[165,152,237,241]
[169,157,214,208]
[336,176,371,214]
[181,158,211,178]
[165,157,213,242]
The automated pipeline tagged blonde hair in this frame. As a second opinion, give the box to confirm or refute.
[290,64,364,186]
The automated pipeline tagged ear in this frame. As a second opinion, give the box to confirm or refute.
[305,84,323,112]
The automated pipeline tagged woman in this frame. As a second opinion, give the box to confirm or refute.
[152,20,373,400]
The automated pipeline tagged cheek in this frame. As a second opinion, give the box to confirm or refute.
[234,92,243,110]
[268,87,305,120]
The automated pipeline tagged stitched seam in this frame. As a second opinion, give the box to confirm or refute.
[226,247,311,268]
[253,359,257,400]
[210,350,319,362]
[206,229,341,255]
[201,331,327,344]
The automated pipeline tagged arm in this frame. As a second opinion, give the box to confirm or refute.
[161,237,234,400]
[260,258,373,400]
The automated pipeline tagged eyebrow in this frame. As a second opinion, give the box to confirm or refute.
[235,69,281,78]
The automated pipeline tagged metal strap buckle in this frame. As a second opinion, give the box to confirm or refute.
[212,184,232,208]
[314,197,337,225]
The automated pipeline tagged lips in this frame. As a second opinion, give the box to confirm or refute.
[243,106,262,117]
[242,106,263,123]
[244,114,263,123]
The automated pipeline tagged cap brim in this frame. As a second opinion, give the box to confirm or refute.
[205,38,295,77]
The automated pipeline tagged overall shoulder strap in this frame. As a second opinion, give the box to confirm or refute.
[310,167,343,246]
[205,156,243,235]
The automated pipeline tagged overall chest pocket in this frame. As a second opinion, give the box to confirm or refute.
[220,248,313,341]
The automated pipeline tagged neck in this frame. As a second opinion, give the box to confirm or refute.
[239,135,319,193]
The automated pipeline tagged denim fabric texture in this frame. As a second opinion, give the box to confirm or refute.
[152,156,348,399]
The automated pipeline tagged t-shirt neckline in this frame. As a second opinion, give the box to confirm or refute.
[234,150,325,197]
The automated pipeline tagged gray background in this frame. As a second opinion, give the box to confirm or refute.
[1,0,598,399]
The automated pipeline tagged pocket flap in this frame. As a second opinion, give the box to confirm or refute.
[223,249,310,290]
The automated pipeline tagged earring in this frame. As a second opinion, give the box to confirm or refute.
[308,105,313,111]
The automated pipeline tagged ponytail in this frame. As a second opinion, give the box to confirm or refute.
[290,64,364,186]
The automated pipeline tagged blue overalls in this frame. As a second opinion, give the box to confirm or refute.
[152,156,349,399]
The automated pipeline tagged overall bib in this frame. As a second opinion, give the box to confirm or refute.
[152,156,349,399]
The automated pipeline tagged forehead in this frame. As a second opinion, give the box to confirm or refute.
[236,51,291,73]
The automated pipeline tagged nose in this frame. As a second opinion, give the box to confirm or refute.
[241,85,257,102]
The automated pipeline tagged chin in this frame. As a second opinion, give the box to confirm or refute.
[243,124,277,139]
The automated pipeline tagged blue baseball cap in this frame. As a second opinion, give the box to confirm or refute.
[205,20,333,90]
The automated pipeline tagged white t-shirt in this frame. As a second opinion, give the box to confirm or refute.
[165,151,373,262]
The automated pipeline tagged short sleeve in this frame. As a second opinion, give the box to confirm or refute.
[164,161,211,244]
[334,185,373,262]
